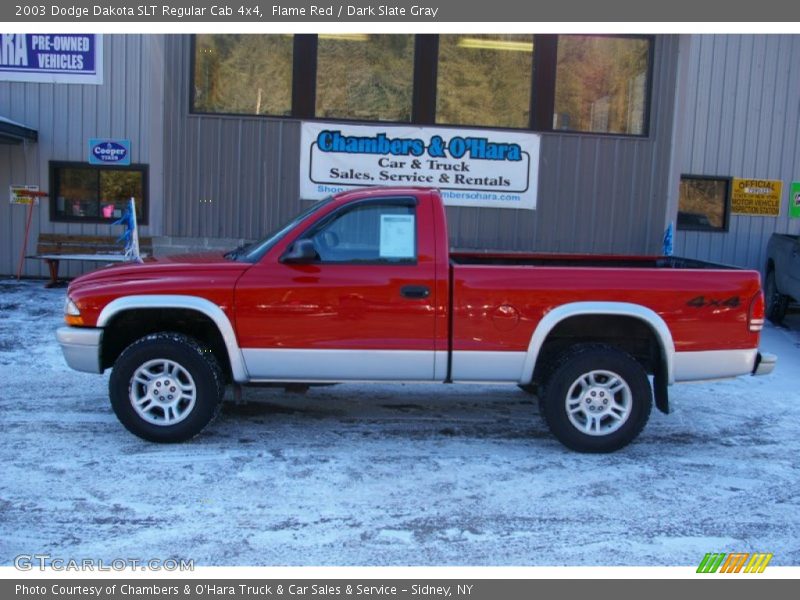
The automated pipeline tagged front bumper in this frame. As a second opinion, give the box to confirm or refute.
[56,327,103,374]
[752,351,777,377]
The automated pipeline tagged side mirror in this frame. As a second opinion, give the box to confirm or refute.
[280,238,319,264]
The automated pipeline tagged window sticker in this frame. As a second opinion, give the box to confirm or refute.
[379,214,415,258]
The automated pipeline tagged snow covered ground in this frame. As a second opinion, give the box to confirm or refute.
[0,278,798,567]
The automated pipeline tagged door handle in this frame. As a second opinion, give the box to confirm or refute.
[400,285,430,299]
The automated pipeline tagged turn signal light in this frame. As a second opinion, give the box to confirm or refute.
[65,314,84,326]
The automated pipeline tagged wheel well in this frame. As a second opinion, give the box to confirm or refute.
[101,308,232,382]
[534,314,665,380]
[532,313,669,413]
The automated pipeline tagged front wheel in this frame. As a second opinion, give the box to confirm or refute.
[539,344,652,453]
[109,333,224,442]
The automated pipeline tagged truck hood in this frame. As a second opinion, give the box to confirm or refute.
[66,253,252,326]
[69,252,249,287]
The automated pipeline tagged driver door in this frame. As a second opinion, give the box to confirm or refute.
[235,197,438,381]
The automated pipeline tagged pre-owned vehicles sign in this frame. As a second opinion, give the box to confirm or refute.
[0,34,102,84]
[300,122,540,210]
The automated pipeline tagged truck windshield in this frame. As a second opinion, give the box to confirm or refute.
[226,196,335,262]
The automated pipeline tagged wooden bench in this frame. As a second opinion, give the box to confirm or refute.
[27,233,153,287]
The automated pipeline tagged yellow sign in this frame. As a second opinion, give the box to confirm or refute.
[9,185,40,205]
[731,178,782,216]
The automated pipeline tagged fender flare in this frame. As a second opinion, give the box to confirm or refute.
[519,301,676,385]
[97,295,249,383]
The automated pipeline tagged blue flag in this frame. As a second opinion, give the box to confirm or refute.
[112,198,142,262]
[663,222,674,256]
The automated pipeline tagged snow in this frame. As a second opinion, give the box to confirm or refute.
[0,278,799,566]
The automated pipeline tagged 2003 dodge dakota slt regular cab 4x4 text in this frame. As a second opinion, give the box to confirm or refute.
[57,187,776,452]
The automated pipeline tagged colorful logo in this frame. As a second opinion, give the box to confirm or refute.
[697,552,773,573]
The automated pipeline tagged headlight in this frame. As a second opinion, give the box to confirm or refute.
[65,297,81,316]
[64,297,83,325]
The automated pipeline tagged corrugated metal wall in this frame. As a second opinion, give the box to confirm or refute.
[163,76,304,242]
[675,35,800,271]
[162,35,681,255]
[0,35,164,278]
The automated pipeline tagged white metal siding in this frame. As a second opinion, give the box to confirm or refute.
[0,35,165,278]
[675,35,800,271]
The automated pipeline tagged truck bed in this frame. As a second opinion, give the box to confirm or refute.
[449,252,761,361]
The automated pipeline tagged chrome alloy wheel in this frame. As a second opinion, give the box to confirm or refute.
[130,359,197,426]
[565,369,632,436]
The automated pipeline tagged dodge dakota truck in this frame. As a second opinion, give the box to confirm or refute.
[57,187,776,452]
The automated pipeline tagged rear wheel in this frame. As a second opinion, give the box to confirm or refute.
[109,333,224,442]
[539,344,652,453]
[765,269,788,324]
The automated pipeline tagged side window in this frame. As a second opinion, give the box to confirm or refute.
[50,161,148,224]
[677,175,731,232]
[308,203,417,264]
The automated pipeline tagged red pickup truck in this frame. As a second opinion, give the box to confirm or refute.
[57,187,775,452]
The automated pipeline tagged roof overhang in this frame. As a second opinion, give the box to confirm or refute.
[0,116,38,144]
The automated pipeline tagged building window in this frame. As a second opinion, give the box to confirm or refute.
[190,34,653,136]
[553,35,650,135]
[193,34,293,116]
[436,35,533,128]
[50,162,148,224]
[315,34,414,122]
[677,175,730,232]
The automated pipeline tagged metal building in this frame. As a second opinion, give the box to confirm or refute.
[1,34,796,279]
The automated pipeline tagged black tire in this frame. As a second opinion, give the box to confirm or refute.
[765,269,788,324]
[539,344,652,453]
[109,332,224,443]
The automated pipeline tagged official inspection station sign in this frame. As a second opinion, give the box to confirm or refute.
[300,122,540,209]
[0,33,102,84]
[731,178,783,216]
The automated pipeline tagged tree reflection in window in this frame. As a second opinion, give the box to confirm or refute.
[194,34,293,116]
[678,176,730,232]
[436,34,533,129]
[315,34,414,122]
[554,36,650,135]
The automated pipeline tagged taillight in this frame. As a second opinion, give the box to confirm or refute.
[748,291,765,332]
